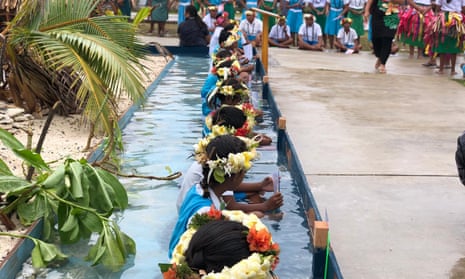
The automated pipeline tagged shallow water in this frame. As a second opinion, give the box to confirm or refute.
[21,56,313,279]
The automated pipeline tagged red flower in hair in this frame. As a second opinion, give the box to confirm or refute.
[247,225,273,253]
[206,205,222,220]
[163,264,177,279]
[235,122,250,137]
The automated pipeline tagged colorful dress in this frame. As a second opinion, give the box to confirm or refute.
[260,0,277,27]
[310,0,328,33]
[150,0,169,22]
[223,0,236,20]
[287,0,303,33]
[325,0,347,35]
[424,0,464,54]
[117,0,132,16]
[347,0,366,36]
[397,0,433,48]
[178,0,192,24]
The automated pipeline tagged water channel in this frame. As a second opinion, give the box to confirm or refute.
[22,55,314,279]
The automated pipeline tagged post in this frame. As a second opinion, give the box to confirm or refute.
[251,8,279,75]
[262,14,269,74]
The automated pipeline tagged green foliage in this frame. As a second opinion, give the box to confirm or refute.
[6,0,151,160]
[0,128,134,271]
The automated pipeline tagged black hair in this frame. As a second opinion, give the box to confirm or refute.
[217,78,247,105]
[208,77,247,109]
[200,135,247,196]
[185,220,251,273]
[218,30,233,46]
[186,5,207,30]
[211,106,247,129]
[223,23,236,32]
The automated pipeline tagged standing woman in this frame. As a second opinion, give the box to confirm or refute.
[148,0,170,36]
[397,0,434,59]
[364,0,412,73]
[324,0,348,49]
[347,0,367,38]
[425,0,465,74]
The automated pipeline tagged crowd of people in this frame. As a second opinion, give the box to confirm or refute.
[162,23,284,278]
[169,0,465,75]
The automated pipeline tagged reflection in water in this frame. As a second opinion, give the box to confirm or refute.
[21,56,313,279]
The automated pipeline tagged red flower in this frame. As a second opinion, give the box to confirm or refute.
[235,122,249,137]
[247,225,272,252]
[163,264,177,279]
[206,205,222,220]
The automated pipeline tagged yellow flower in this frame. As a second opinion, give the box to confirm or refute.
[220,85,235,95]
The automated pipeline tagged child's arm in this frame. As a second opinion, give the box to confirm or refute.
[223,192,284,213]
[236,177,274,192]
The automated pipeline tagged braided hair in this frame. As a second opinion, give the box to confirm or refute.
[200,135,247,197]
[211,106,247,129]
[185,220,251,273]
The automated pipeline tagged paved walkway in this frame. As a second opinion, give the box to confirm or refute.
[267,48,465,279]
[140,34,465,278]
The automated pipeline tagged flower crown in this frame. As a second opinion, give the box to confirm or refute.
[204,104,257,137]
[193,135,259,183]
[210,60,241,80]
[163,208,280,279]
[223,31,241,48]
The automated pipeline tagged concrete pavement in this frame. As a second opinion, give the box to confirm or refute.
[140,34,465,278]
[267,48,465,279]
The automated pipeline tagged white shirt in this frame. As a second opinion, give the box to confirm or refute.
[209,26,224,57]
[269,24,291,40]
[176,161,234,212]
[414,0,431,4]
[239,18,263,36]
[348,0,366,9]
[437,0,463,12]
[203,13,216,31]
[298,22,322,41]
[337,27,358,44]
[310,0,327,8]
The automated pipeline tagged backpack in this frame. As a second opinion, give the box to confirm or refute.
[455,131,465,185]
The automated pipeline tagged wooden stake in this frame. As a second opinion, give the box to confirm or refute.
[313,221,329,249]
[278,117,286,130]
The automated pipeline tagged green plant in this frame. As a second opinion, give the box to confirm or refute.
[0,127,135,271]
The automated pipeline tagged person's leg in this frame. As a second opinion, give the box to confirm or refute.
[437,54,445,74]
[451,53,457,75]
[372,37,382,69]
[378,37,393,73]
[409,45,414,58]
[159,22,166,36]
[149,21,155,33]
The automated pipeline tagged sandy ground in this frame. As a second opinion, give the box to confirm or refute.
[0,55,170,265]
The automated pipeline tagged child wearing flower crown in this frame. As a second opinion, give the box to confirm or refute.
[169,135,254,257]
[165,211,280,278]
[178,106,282,213]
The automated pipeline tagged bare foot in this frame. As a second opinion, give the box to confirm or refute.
[375,59,381,69]
[435,69,444,75]
[451,71,458,75]
[378,65,386,73]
